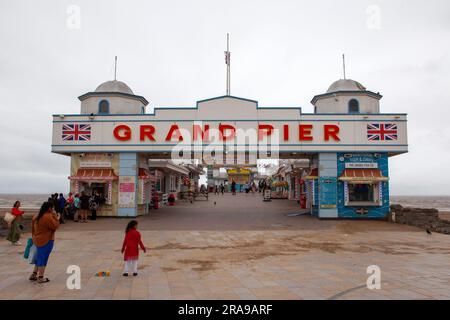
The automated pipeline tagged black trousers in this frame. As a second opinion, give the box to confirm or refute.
[91,209,97,220]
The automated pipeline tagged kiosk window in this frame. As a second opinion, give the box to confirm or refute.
[348,183,375,203]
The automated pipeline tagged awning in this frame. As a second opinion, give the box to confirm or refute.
[339,169,388,183]
[148,161,189,176]
[69,169,118,181]
[304,168,318,180]
[138,168,156,181]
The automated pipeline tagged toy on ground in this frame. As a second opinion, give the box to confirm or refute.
[95,271,111,277]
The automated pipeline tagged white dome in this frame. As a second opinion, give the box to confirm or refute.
[326,79,366,93]
[95,80,134,95]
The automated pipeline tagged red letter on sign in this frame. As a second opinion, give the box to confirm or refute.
[283,124,289,141]
[113,125,132,141]
[324,124,340,141]
[258,124,273,141]
[193,124,210,142]
[219,124,236,141]
[165,124,184,141]
[140,125,156,141]
[299,124,313,141]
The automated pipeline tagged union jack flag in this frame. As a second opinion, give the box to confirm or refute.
[224,51,230,65]
[62,123,91,141]
[367,123,397,141]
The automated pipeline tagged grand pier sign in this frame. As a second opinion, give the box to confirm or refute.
[52,96,407,157]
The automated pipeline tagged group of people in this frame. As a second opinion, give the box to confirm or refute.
[213,183,225,195]
[5,198,147,283]
[48,191,105,223]
[5,191,104,247]
[229,180,258,195]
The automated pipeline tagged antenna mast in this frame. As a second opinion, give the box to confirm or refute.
[342,54,346,79]
[114,56,118,80]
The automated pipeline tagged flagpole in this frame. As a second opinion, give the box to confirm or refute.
[226,33,230,95]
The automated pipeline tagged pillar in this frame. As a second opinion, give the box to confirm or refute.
[318,153,338,218]
[117,153,138,217]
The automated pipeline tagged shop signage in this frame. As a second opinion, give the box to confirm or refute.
[319,177,337,209]
[79,154,112,168]
[118,176,135,208]
[345,163,378,169]
[80,161,112,168]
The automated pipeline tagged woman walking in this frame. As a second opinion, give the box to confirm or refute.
[7,201,24,245]
[121,220,146,277]
[79,191,90,223]
[29,201,60,283]
[89,192,100,221]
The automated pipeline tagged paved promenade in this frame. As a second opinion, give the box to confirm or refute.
[1,193,450,300]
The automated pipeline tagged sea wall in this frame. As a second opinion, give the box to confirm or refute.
[390,204,450,234]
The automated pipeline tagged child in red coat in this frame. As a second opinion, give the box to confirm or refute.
[121,220,146,276]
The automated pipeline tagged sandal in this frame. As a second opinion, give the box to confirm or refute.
[37,277,50,283]
[29,273,37,281]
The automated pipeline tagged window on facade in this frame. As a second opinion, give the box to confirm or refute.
[348,183,375,203]
[98,100,110,114]
[348,99,359,113]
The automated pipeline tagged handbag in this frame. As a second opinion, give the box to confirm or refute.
[24,238,33,259]
[28,244,37,265]
[4,212,15,223]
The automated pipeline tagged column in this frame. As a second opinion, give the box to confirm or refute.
[117,153,138,217]
[318,153,338,218]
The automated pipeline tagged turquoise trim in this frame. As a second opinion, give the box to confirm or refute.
[53,112,408,117]
[303,113,407,116]
[52,149,408,155]
[52,143,409,147]
[197,95,258,104]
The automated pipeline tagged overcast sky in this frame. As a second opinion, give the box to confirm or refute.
[0,0,449,195]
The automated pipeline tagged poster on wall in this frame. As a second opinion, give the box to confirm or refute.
[119,176,135,208]
[319,177,337,209]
